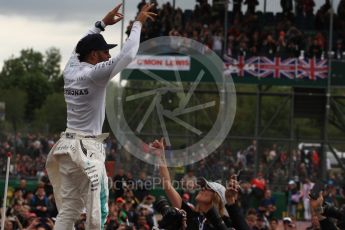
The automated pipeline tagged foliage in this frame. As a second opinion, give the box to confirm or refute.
[0,48,63,132]
[0,88,27,125]
[44,48,62,81]
[33,93,66,133]
[21,74,52,121]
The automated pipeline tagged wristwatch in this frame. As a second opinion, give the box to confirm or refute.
[95,21,105,31]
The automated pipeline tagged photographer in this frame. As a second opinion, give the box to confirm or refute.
[151,138,249,230]
[154,197,187,230]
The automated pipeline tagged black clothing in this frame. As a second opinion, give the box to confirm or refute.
[181,201,231,230]
[226,203,250,230]
[113,174,128,198]
[320,218,338,230]
[181,201,250,230]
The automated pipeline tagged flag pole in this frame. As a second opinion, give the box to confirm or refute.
[223,0,229,58]
[120,0,125,49]
[322,0,334,179]
[1,152,12,229]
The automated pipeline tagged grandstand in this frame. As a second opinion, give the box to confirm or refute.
[121,0,345,183]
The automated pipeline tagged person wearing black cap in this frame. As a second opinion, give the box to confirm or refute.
[46,2,156,230]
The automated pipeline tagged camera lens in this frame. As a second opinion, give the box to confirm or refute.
[154,197,184,230]
[154,197,171,216]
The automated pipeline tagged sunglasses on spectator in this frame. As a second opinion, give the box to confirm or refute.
[197,178,214,192]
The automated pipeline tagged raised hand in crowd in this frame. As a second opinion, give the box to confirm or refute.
[149,138,166,164]
[225,174,241,205]
[45,217,55,229]
[24,217,40,230]
[225,174,251,230]
[310,191,325,220]
[309,191,339,230]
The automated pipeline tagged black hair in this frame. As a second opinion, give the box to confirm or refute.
[77,52,90,62]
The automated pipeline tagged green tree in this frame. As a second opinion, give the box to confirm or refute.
[0,88,27,132]
[44,47,61,81]
[34,93,66,133]
[44,47,64,92]
[0,48,62,122]
[0,49,46,88]
[21,74,52,121]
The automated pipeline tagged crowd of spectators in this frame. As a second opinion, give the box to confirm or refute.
[1,131,344,229]
[1,131,344,194]
[127,0,345,60]
[1,177,57,230]
[0,133,56,179]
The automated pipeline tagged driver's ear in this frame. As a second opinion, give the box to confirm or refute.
[87,51,97,64]
[90,50,97,59]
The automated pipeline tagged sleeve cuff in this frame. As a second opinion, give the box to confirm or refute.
[133,21,143,28]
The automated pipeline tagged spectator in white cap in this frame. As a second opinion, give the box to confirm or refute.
[282,217,296,230]
[150,138,250,230]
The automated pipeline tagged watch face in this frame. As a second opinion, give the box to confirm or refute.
[96,21,104,31]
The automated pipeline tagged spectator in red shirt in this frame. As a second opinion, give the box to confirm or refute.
[311,149,320,170]
[251,172,267,209]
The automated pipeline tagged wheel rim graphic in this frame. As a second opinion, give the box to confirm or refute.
[106,36,236,167]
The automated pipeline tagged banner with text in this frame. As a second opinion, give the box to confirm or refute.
[126,55,191,71]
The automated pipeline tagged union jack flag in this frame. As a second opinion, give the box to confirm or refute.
[243,56,260,77]
[224,56,328,80]
[258,57,296,79]
[297,58,328,80]
[235,55,246,77]
[224,56,259,77]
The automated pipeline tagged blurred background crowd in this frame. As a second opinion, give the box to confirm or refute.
[1,131,344,229]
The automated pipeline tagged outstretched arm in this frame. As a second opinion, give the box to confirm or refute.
[309,192,337,230]
[64,3,125,71]
[152,138,182,209]
[89,3,158,85]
